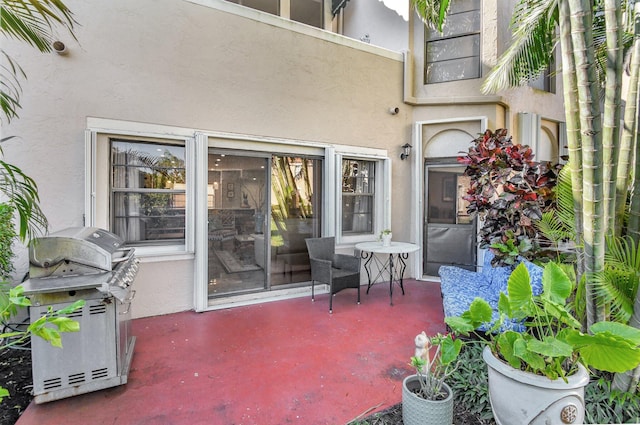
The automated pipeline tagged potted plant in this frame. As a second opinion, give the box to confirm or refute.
[402,331,462,425]
[446,262,640,424]
[379,229,392,246]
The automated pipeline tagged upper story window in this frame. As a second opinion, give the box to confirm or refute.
[341,158,375,235]
[425,0,481,84]
[111,139,186,246]
[528,60,556,93]
[226,0,324,28]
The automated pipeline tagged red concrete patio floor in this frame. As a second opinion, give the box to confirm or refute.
[17,279,445,425]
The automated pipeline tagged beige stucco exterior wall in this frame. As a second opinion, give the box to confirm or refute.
[1,0,407,318]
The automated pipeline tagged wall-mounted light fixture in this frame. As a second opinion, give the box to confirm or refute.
[400,143,412,160]
[52,41,67,55]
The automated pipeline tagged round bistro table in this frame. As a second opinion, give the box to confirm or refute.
[354,241,420,305]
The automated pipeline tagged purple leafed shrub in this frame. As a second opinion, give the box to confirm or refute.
[458,129,558,266]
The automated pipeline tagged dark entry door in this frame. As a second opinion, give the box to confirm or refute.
[424,166,476,275]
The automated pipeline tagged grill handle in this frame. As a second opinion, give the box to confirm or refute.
[112,248,136,264]
[119,290,136,315]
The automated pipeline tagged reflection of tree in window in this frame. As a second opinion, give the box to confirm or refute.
[271,157,315,221]
[110,140,186,244]
[425,0,481,84]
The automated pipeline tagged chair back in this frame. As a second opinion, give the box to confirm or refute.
[305,237,335,262]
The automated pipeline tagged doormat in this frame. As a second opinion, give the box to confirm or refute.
[214,250,261,273]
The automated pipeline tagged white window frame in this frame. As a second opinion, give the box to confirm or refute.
[334,151,390,246]
[85,119,195,259]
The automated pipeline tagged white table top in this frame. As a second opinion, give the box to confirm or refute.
[355,241,420,254]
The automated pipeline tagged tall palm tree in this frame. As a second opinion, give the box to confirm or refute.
[1,0,76,241]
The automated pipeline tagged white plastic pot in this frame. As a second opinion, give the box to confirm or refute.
[482,346,589,425]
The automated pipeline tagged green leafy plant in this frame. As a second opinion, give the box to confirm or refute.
[446,262,640,381]
[447,342,494,422]
[0,204,16,278]
[378,229,392,241]
[457,129,558,266]
[409,332,462,401]
[584,375,640,424]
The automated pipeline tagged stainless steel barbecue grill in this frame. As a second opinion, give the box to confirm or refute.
[21,227,138,404]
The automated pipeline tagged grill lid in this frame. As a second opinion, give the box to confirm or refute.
[29,227,124,275]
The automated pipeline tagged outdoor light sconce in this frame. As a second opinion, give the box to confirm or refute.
[52,41,67,55]
[400,143,412,160]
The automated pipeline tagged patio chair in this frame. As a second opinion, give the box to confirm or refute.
[208,209,237,249]
[305,236,361,313]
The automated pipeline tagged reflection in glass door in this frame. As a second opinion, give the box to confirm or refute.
[207,152,268,296]
[424,166,476,275]
[206,152,322,297]
[270,156,322,286]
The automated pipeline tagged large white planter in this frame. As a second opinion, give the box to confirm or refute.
[402,375,453,425]
[482,346,589,425]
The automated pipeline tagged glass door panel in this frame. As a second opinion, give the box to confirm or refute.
[207,152,268,296]
[270,156,321,286]
[424,166,476,275]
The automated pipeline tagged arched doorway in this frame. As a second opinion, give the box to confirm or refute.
[423,127,480,276]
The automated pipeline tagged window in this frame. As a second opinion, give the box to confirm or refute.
[225,0,325,28]
[341,158,375,235]
[425,0,481,84]
[111,139,186,245]
[225,0,278,15]
[528,61,556,93]
[291,0,322,28]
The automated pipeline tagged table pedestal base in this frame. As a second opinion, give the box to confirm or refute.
[361,251,409,305]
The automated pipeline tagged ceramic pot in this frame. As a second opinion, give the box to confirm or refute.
[482,346,589,425]
[381,233,392,246]
[402,375,453,425]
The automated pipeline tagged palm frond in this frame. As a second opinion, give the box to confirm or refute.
[0,157,47,242]
[555,165,577,232]
[594,263,637,322]
[537,210,573,243]
[411,0,451,33]
[0,51,25,124]
[591,235,640,323]
[0,0,77,52]
[482,0,559,93]
[535,165,577,246]
[604,235,640,272]
[592,268,635,323]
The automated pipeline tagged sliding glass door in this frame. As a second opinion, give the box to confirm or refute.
[206,151,322,297]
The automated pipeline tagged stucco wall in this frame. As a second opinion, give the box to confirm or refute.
[1,0,407,318]
[342,0,409,52]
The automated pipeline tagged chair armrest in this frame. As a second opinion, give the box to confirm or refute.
[333,254,360,272]
[309,257,332,283]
